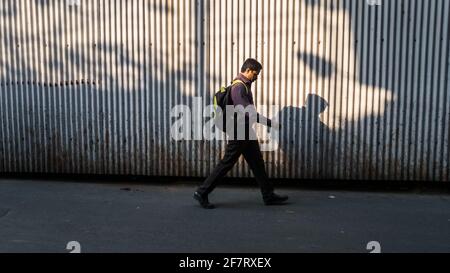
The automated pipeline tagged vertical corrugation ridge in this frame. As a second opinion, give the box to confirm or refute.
[0,0,448,182]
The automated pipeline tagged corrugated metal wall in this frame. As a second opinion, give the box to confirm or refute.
[0,0,449,181]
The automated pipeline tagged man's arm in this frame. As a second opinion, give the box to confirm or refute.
[230,84,251,108]
[231,84,278,128]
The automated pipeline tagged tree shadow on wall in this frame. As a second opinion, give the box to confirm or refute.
[0,1,210,176]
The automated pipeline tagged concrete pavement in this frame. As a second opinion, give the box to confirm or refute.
[0,177,449,253]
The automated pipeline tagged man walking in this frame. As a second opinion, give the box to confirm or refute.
[194,58,289,209]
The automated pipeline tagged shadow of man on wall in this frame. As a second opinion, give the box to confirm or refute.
[277,94,336,178]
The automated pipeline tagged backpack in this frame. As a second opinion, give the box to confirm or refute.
[213,80,249,133]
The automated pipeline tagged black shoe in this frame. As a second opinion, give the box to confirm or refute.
[264,193,289,206]
[194,192,216,209]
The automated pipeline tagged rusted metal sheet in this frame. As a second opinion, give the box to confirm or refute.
[0,0,449,181]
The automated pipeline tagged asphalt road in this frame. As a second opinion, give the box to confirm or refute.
[0,177,449,253]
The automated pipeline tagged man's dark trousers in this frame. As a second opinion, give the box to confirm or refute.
[197,139,274,200]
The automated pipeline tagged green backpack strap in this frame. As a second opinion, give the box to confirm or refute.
[213,81,248,114]
[213,95,218,111]
[232,80,249,94]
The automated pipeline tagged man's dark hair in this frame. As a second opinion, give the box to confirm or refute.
[241,58,263,73]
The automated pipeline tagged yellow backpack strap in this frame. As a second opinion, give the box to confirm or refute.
[232,80,249,94]
[213,96,218,111]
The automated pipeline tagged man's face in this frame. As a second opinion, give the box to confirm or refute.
[246,69,260,82]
